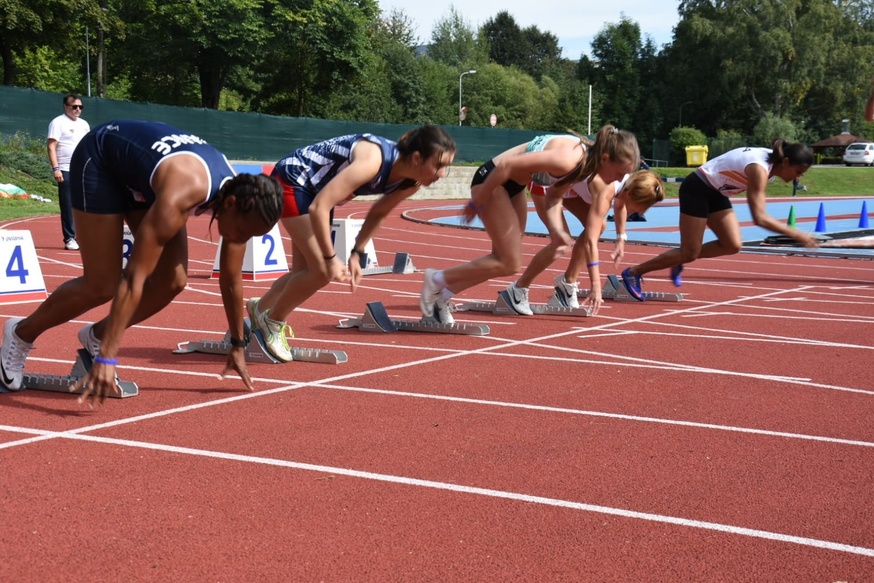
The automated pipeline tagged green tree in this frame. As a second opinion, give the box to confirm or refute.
[589,16,644,129]
[427,6,486,69]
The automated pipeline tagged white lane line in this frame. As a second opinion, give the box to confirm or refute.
[1,426,871,558]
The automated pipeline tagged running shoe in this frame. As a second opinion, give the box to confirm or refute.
[620,268,645,301]
[1,317,32,391]
[550,274,580,309]
[252,310,294,362]
[670,264,684,287]
[419,268,443,319]
[246,297,262,327]
[77,323,102,357]
[64,238,79,251]
[431,298,456,324]
[505,282,534,315]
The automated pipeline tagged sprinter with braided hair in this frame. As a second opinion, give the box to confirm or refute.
[0,120,283,406]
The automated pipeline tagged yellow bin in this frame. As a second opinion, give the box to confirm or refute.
[685,145,709,167]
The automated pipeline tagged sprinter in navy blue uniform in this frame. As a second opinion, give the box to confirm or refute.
[246,127,456,362]
[0,120,283,406]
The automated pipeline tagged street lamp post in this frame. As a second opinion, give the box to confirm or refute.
[458,70,476,126]
[679,100,693,127]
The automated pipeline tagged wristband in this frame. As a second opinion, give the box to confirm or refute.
[617,233,628,241]
[94,356,118,366]
[586,262,600,268]
[229,337,247,348]
[323,253,337,261]
[52,167,60,172]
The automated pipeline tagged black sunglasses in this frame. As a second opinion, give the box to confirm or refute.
[68,104,83,110]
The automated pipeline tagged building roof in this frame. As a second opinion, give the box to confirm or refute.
[811,133,865,148]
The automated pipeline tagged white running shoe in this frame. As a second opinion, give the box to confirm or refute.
[252,310,294,362]
[431,298,456,324]
[64,238,79,251]
[1,317,32,391]
[506,282,534,315]
[246,297,262,331]
[551,274,580,308]
[420,268,443,319]
[77,323,102,357]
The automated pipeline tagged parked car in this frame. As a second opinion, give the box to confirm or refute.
[843,142,874,166]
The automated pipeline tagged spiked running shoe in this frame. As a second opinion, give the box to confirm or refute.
[670,264,684,287]
[550,274,580,308]
[252,310,294,362]
[419,268,443,319]
[431,298,456,325]
[1,317,32,391]
[505,282,534,315]
[77,323,103,358]
[620,268,645,302]
[246,297,262,330]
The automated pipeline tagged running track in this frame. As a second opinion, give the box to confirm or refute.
[1,201,872,582]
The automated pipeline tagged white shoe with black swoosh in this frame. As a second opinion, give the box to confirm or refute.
[1,317,33,391]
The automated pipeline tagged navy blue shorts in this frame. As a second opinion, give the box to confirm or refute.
[69,134,151,214]
[678,171,733,218]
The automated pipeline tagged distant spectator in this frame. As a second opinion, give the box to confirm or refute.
[47,93,90,250]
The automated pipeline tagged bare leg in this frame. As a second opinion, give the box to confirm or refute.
[256,215,329,321]
[443,189,528,294]
[14,211,126,344]
[628,208,738,277]
[515,195,571,288]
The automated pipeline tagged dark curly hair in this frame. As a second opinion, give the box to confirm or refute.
[208,173,283,231]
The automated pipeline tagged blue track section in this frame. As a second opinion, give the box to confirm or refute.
[429,198,874,258]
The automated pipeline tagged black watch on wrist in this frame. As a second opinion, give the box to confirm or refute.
[229,337,248,348]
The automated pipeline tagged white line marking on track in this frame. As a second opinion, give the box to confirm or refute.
[1,425,871,557]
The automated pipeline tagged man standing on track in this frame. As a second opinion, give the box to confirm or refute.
[47,93,90,251]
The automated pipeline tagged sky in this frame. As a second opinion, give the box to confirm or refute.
[378,1,681,59]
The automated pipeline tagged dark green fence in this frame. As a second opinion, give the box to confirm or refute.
[0,86,544,164]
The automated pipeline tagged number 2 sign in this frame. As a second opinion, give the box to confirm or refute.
[0,230,47,305]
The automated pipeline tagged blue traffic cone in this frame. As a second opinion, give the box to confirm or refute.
[859,201,870,229]
[814,202,827,232]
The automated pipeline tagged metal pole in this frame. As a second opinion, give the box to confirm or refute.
[588,85,592,135]
[85,26,91,97]
[458,70,476,126]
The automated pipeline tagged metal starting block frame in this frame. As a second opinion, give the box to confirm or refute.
[580,274,683,303]
[457,289,592,317]
[13,349,139,398]
[337,301,490,336]
[361,252,416,276]
[173,320,348,364]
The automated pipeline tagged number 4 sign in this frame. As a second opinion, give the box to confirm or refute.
[0,230,47,305]
[211,223,289,281]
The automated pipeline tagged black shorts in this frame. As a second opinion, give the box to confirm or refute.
[470,160,527,198]
[69,134,151,214]
[678,171,733,218]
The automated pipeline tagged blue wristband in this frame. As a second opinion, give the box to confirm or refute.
[94,356,118,366]
[586,262,600,268]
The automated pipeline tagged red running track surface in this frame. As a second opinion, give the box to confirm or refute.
[1,201,872,582]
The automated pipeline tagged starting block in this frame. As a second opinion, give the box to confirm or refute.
[580,274,683,303]
[457,289,592,317]
[337,302,490,336]
[360,252,416,276]
[173,319,347,364]
[9,349,138,398]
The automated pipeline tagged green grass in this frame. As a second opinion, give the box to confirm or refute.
[655,166,874,198]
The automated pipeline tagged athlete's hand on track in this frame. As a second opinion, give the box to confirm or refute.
[72,362,120,409]
[220,347,253,391]
[583,292,603,316]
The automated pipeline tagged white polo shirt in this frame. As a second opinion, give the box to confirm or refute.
[47,114,90,171]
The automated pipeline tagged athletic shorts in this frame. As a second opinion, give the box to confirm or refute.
[678,171,733,218]
[471,160,526,198]
[69,134,152,214]
[273,171,339,224]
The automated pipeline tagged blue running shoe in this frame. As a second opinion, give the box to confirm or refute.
[670,264,684,287]
[620,268,644,301]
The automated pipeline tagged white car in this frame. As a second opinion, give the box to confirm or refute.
[843,142,874,166]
